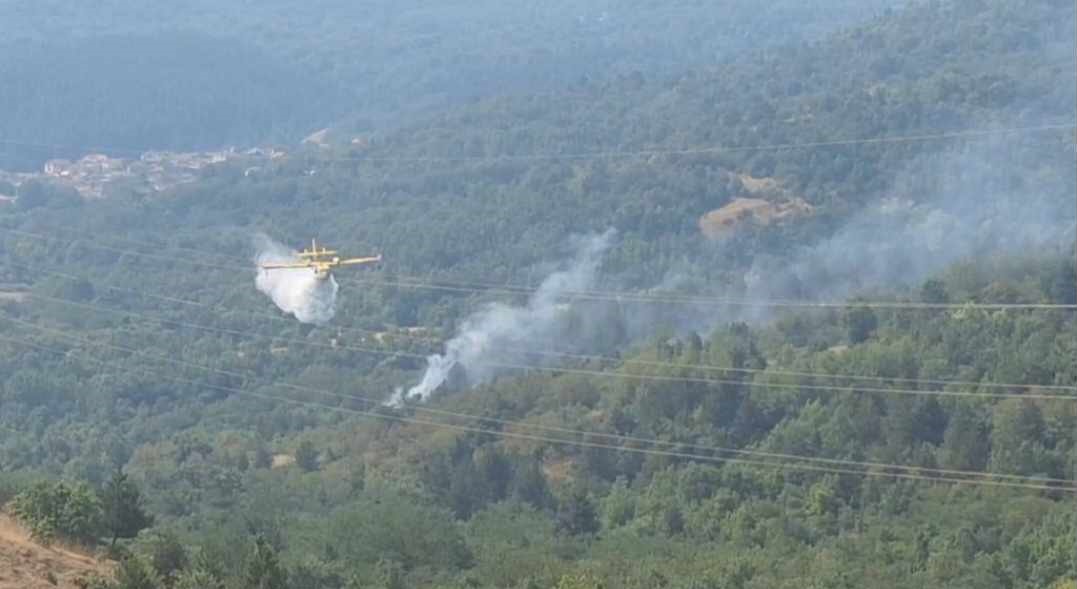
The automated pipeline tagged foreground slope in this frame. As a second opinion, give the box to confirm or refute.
[0,513,109,589]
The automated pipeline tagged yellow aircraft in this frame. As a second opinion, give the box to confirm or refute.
[260,238,382,280]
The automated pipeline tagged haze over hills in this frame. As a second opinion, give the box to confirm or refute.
[0,1,1075,588]
[8,0,1068,303]
[0,0,899,167]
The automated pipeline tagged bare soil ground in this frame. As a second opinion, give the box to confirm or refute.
[0,513,111,589]
[699,197,814,239]
[272,453,296,469]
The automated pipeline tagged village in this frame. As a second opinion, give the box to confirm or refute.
[0,146,288,201]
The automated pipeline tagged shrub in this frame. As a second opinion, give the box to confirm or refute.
[10,480,103,544]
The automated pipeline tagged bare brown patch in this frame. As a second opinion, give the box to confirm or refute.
[700,197,813,240]
[271,453,296,469]
[0,513,112,589]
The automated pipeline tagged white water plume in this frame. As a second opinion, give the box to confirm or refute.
[391,229,616,405]
[254,234,339,325]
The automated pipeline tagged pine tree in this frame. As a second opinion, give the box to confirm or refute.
[246,536,288,589]
[844,306,878,344]
[102,469,154,548]
[254,445,272,469]
[295,440,320,472]
[556,488,600,536]
[510,456,553,510]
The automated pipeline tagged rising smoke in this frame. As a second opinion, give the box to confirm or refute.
[254,234,340,325]
[741,138,1076,307]
[395,136,1075,405]
[391,229,617,405]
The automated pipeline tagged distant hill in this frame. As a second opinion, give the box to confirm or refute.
[0,0,896,167]
[3,0,1071,298]
[0,33,338,170]
[58,0,1062,292]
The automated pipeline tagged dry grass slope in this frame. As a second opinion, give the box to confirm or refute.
[699,174,814,239]
[0,513,111,589]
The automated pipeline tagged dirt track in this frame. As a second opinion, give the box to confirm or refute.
[0,514,111,589]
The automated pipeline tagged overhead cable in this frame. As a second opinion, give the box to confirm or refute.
[16,260,1077,393]
[0,327,1070,493]
[17,291,1077,402]
[0,122,1073,164]
[4,227,1076,311]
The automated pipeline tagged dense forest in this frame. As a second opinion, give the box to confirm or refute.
[0,0,1075,588]
[0,250,1074,589]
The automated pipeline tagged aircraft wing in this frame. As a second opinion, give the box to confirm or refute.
[338,255,382,267]
[260,261,314,270]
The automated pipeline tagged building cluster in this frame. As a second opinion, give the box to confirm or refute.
[0,147,287,200]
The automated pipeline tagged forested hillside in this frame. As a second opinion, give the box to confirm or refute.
[0,0,1075,588]
[0,251,1074,588]
[5,0,1071,297]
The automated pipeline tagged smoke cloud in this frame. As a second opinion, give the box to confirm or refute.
[741,138,1075,307]
[254,234,339,325]
[392,229,616,405]
[392,137,1074,405]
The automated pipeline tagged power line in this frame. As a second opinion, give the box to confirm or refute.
[0,224,265,266]
[2,329,1068,495]
[1,123,1073,165]
[344,276,1077,311]
[327,123,1077,163]
[8,314,1067,485]
[17,260,1077,393]
[23,290,430,359]
[17,291,1077,402]
[5,234,1077,399]
[0,142,1072,488]
[0,227,251,273]
[12,316,1077,486]
[6,261,425,339]
[5,226,1077,311]
[1071,3,1077,548]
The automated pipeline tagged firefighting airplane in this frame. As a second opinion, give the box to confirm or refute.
[259,238,382,280]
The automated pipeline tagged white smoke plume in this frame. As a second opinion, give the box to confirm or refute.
[392,229,616,405]
[741,137,1076,307]
[254,234,339,325]
[389,137,1074,405]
